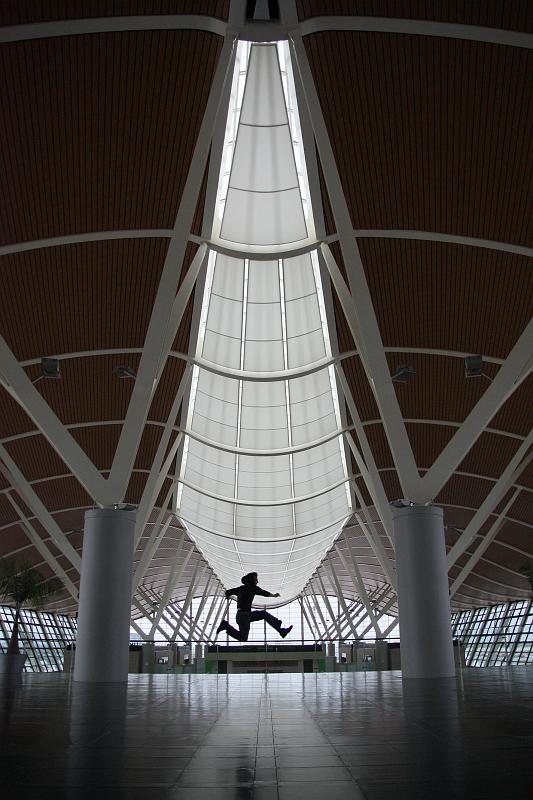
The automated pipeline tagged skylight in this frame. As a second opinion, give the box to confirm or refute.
[177,42,351,601]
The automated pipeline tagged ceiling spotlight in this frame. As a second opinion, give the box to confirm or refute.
[391,365,416,383]
[113,365,137,379]
[465,355,483,378]
[40,357,60,379]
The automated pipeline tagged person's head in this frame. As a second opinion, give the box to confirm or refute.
[241,572,258,586]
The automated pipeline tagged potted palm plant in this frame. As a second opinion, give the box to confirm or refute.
[0,559,63,676]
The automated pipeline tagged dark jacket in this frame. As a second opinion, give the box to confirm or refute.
[225,585,272,612]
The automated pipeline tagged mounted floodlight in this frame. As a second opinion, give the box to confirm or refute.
[465,354,483,377]
[41,357,60,379]
[391,365,416,383]
[113,365,137,379]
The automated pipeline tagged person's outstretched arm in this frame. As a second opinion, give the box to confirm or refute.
[225,586,240,599]
[255,586,280,598]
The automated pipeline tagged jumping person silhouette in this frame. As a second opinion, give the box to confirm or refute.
[216,572,293,641]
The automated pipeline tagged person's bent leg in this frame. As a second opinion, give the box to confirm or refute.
[251,609,282,632]
[236,611,251,642]
[224,622,245,640]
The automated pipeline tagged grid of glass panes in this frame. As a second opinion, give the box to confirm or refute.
[0,605,77,672]
[131,586,398,645]
[451,600,533,667]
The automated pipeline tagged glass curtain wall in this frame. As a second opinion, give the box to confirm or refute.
[0,605,77,672]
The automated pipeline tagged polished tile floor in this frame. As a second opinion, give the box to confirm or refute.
[1,668,532,799]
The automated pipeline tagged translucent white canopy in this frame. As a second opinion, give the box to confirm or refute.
[178,43,351,602]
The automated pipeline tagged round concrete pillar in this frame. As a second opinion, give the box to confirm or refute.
[392,504,455,679]
[74,508,135,682]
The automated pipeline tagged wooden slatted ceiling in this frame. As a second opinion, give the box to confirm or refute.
[305,32,533,246]
[0,30,221,244]
[340,351,532,437]
[358,240,533,360]
[0,239,200,361]
[0,1,230,25]
[296,1,533,34]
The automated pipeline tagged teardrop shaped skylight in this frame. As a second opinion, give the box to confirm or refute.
[177,42,351,602]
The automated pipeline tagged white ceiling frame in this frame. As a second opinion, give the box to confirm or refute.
[2,11,532,50]
[108,247,207,502]
[0,336,116,506]
[129,618,149,642]
[170,562,206,643]
[449,488,522,599]
[303,586,329,638]
[304,594,327,639]
[314,572,344,639]
[189,575,216,640]
[0,445,81,571]
[335,538,382,636]
[198,583,224,640]
[446,432,533,570]
[104,35,235,504]
[134,433,183,548]
[418,319,533,503]
[148,533,191,638]
[3,227,530,260]
[339,385,395,532]
[0,15,227,43]
[322,599,362,639]
[290,31,421,499]
[12,343,520,381]
[132,496,176,594]
[319,243,421,499]
[299,16,533,49]
[2,413,527,452]
[323,560,359,639]
[352,507,396,590]
[5,492,79,601]
[133,349,190,544]
[178,473,354,507]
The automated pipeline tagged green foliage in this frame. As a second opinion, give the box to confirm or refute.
[0,559,63,611]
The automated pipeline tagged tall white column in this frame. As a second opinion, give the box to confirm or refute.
[74,508,136,682]
[392,504,455,679]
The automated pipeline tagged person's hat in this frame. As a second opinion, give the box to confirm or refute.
[241,572,258,585]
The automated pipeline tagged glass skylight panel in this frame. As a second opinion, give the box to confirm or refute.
[177,39,351,601]
[220,44,308,246]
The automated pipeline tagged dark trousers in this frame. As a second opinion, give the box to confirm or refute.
[223,609,282,641]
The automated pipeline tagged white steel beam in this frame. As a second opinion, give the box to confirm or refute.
[198,585,223,641]
[207,596,227,641]
[418,320,533,503]
[170,562,205,643]
[148,534,191,638]
[3,227,531,261]
[318,244,421,498]
[189,574,216,641]
[129,618,150,642]
[135,433,183,548]
[449,489,522,598]
[291,26,421,498]
[109,248,207,501]
[0,337,116,506]
[106,37,235,501]
[323,561,359,639]
[6,493,79,601]
[304,587,328,639]
[132,484,177,593]
[315,573,343,639]
[0,446,81,570]
[447,433,533,569]
[335,538,382,636]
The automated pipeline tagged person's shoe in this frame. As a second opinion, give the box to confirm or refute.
[216,621,227,636]
[279,625,293,638]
